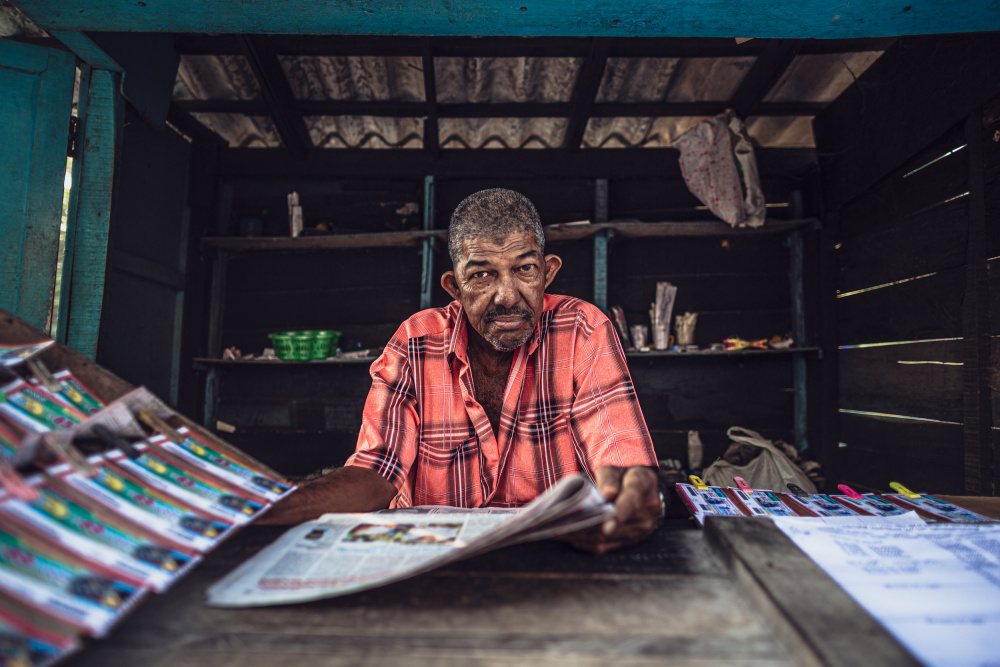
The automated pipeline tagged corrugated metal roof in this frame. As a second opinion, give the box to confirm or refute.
[174,46,884,150]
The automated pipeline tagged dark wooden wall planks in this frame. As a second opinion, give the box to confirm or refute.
[817,34,1000,495]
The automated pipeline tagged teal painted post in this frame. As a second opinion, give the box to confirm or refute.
[420,175,435,311]
[64,69,123,359]
[14,0,1000,38]
[54,65,92,344]
[789,230,808,452]
[0,40,75,331]
[593,178,609,313]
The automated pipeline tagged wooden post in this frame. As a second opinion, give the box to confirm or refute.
[789,230,808,451]
[962,112,993,495]
[63,68,123,359]
[420,175,436,310]
[592,178,609,313]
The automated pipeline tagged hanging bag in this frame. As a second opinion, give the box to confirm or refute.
[702,426,817,493]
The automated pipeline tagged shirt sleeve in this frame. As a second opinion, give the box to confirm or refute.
[344,330,420,498]
[569,315,657,474]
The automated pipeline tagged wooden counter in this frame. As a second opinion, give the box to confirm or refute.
[65,518,920,667]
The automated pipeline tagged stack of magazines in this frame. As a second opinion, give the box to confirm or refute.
[0,341,296,665]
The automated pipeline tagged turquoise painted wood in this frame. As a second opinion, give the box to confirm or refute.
[13,0,1000,38]
[64,69,122,360]
[50,31,122,72]
[0,39,75,331]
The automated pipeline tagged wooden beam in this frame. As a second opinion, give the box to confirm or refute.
[17,1,1000,38]
[216,146,818,179]
[422,39,439,157]
[730,39,803,119]
[176,98,828,119]
[166,102,228,145]
[239,35,312,160]
[563,38,609,151]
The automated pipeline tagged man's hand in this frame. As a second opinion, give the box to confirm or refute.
[563,465,662,554]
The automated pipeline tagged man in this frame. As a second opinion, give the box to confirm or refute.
[266,189,661,552]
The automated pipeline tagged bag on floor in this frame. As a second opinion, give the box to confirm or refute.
[702,426,817,494]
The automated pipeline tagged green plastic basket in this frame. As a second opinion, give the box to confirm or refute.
[267,332,296,360]
[306,330,341,359]
[269,330,342,360]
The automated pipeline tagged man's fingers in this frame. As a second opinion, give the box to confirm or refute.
[594,465,627,501]
[607,467,658,536]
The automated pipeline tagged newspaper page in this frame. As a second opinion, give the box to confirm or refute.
[207,474,612,606]
[774,514,1000,667]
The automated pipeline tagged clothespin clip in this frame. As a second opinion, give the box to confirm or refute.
[91,425,140,460]
[786,483,810,498]
[688,474,709,491]
[26,358,61,393]
[40,432,96,478]
[837,484,864,499]
[136,409,184,444]
[889,481,921,499]
[734,476,753,494]
[0,457,38,502]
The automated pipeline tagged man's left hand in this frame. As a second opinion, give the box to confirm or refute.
[563,465,661,554]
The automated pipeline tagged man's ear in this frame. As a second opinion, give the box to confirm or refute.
[543,254,563,289]
[441,271,462,300]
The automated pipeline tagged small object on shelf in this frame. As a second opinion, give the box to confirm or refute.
[768,333,794,349]
[267,331,342,361]
[675,312,698,347]
[630,325,648,350]
[651,282,677,350]
[722,337,768,351]
[238,218,262,237]
[609,306,632,349]
[287,192,303,238]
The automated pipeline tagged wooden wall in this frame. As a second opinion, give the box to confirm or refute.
[814,33,1000,495]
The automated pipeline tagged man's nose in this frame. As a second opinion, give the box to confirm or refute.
[494,273,520,308]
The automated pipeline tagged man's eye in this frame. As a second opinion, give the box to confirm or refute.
[519,264,536,273]
[473,271,489,279]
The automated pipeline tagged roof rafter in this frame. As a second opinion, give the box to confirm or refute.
[422,39,439,157]
[730,39,804,118]
[563,38,610,151]
[239,35,313,159]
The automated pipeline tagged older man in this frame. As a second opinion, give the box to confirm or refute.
[268,189,661,552]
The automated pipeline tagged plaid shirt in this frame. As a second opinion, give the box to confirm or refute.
[346,294,656,508]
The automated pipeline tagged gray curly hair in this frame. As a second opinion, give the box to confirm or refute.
[448,188,545,267]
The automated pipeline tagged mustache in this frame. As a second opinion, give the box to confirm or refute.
[484,306,532,323]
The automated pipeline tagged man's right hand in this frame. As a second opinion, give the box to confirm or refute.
[258,466,397,525]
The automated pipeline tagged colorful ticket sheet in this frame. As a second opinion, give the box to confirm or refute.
[782,493,859,517]
[0,380,86,433]
[0,601,80,667]
[883,494,999,523]
[156,427,294,502]
[105,445,265,525]
[0,342,54,367]
[0,418,24,459]
[0,526,145,637]
[30,371,104,417]
[0,479,196,592]
[675,484,746,525]
[52,458,232,553]
[729,488,801,517]
[831,493,911,517]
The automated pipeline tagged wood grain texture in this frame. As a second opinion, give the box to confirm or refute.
[65,69,123,359]
[839,340,963,423]
[17,0,1000,37]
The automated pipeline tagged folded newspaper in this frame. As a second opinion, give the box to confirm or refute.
[207,474,613,606]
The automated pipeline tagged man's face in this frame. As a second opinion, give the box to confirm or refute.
[441,232,562,352]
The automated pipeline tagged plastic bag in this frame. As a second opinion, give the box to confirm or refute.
[702,426,817,494]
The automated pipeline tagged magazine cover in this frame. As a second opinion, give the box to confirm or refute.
[152,428,294,503]
[0,524,146,636]
[104,445,267,525]
[0,478,198,592]
[50,458,233,553]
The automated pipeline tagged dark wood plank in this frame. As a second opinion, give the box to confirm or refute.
[704,518,923,667]
[610,271,791,314]
[837,266,965,346]
[608,233,790,277]
[223,284,419,330]
[225,247,420,293]
[421,39,439,156]
[563,38,609,152]
[730,39,802,118]
[815,33,1000,211]
[837,195,969,295]
[839,340,964,423]
[215,430,360,476]
[837,125,968,241]
[837,411,964,493]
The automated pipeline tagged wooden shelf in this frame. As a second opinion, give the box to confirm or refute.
[200,219,820,252]
[193,356,376,367]
[625,346,821,358]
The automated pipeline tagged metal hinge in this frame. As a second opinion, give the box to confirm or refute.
[66,116,80,158]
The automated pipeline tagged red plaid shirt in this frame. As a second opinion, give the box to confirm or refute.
[346,294,656,508]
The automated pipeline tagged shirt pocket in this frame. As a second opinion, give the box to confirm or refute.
[413,436,481,507]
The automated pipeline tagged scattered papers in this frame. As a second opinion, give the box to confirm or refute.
[775,515,1000,667]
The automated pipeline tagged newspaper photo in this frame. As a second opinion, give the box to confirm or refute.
[207,473,613,606]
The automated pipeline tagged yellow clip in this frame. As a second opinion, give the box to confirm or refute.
[889,481,921,499]
[688,474,709,491]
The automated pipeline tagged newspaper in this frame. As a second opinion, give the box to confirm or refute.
[207,473,613,606]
